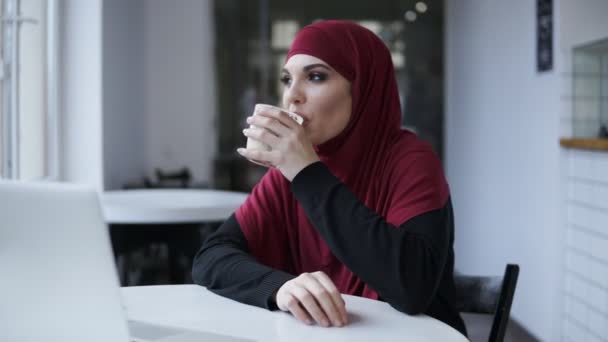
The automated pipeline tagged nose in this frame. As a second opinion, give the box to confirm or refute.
[282,81,305,109]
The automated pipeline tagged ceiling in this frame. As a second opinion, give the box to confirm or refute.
[268,0,443,22]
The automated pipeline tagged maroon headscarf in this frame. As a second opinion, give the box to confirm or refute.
[236,21,449,299]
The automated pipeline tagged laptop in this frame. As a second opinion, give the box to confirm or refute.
[0,180,252,342]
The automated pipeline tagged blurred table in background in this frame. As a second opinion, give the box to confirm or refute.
[101,189,248,286]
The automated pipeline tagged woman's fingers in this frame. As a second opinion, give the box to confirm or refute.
[312,271,348,324]
[304,275,345,327]
[275,272,348,327]
[248,158,273,168]
[236,148,273,166]
[291,286,331,327]
[248,112,293,137]
[282,293,313,325]
[243,126,280,147]
[254,105,300,130]
[239,105,317,181]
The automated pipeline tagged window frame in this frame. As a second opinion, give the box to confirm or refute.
[0,0,59,180]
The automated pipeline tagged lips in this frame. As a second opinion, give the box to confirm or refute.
[291,110,309,125]
[297,114,310,127]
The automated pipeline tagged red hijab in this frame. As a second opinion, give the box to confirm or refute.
[236,20,449,299]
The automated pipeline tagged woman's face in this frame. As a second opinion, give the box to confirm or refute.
[281,54,352,146]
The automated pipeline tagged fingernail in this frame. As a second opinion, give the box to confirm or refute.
[246,117,252,123]
[236,148,244,154]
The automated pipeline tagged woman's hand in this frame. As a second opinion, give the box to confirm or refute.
[237,106,320,181]
[275,271,348,327]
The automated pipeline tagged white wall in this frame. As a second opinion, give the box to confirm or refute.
[102,0,145,190]
[142,0,217,186]
[99,0,217,189]
[445,1,562,340]
[558,1,608,340]
[61,0,217,190]
[60,0,104,189]
[562,149,608,341]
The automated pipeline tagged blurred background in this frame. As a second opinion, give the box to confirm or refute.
[211,0,444,191]
[1,0,608,341]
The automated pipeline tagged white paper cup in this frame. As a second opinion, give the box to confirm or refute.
[246,104,303,152]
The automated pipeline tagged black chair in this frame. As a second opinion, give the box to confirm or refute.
[454,264,520,342]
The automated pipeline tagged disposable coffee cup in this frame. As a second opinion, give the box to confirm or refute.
[246,104,304,152]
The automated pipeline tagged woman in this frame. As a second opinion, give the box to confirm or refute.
[192,20,467,336]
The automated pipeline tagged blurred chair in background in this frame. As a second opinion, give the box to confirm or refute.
[454,264,520,342]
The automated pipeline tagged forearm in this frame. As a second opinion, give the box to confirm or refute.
[191,215,295,309]
[291,162,450,314]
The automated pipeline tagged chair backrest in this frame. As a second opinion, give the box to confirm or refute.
[454,264,520,342]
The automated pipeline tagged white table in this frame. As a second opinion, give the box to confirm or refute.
[121,285,468,342]
[101,189,249,224]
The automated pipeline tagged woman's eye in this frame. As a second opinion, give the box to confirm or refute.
[309,72,327,82]
[280,75,291,86]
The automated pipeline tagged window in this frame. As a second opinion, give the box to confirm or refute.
[572,38,608,138]
[0,0,58,180]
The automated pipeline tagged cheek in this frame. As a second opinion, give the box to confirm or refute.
[317,90,350,117]
[311,97,350,143]
[324,93,351,129]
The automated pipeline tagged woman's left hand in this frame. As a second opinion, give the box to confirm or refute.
[237,107,320,181]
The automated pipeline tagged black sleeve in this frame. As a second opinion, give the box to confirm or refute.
[191,214,295,310]
[290,161,452,315]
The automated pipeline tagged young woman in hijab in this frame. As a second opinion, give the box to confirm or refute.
[192,20,467,336]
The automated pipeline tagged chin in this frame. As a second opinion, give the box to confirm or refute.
[309,135,323,146]
[308,131,329,146]
[305,132,318,146]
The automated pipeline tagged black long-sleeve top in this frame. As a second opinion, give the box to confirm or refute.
[192,162,467,337]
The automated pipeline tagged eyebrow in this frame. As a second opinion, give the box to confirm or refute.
[282,63,333,74]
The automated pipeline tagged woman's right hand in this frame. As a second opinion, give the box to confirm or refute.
[275,271,348,327]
